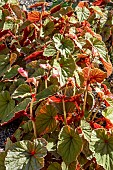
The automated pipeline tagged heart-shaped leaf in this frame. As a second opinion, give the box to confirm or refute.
[43,43,57,57]
[57,125,83,165]
[53,33,74,56]
[0,91,15,122]
[52,57,75,86]
[76,6,90,22]
[83,67,106,83]
[35,104,57,135]
[91,38,108,62]
[12,84,31,98]
[1,98,31,124]
[41,18,54,37]
[5,138,47,170]
[89,129,113,170]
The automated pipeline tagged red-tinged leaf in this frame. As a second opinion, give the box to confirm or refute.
[78,1,88,8]
[100,58,112,77]
[83,67,107,84]
[27,11,40,22]
[93,0,108,6]
[29,2,49,8]
[49,96,62,103]
[35,104,57,135]
[0,98,31,125]
[0,44,6,52]
[50,4,61,14]
[24,51,43,61]
[90,121,103,129]
[77,53,89,58]
[42,11,50,19]
[0,30,10,38]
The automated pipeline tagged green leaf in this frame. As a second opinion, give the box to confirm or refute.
[35,104,57,135]
[2,98,31,124]
[5,138,47,170]
[47,162,62,170]
[102,106,113,124]
[89,129,113,170]
[0,91,15,123]
[53,33,74,56]
[91,38,108,61]
[12,84,31,98]
[57,125,83,165]
[81,120,92,142]
[43,43,57,57]
[76,6,90,22]
[52,57,75,86]
[3,65,19,79]
[0,10,2,20]
[0,0,8,7]
[0,55,10,77]
[8,0,19,4]
[42,18,54,37]
[36,85,59,103]
[0,152,7,170]
[3,20,14,30]
[105,98,113,107]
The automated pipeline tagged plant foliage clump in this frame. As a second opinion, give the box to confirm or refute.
[0,0,113,169]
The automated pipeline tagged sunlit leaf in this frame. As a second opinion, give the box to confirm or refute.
[35,104,57,135]
[53,33,74,56]
[28,11,40,22]
[76,6,90,22]
[52,57,75,86]
[83,67,107,83]
[89,129,113,170]
[3,20,14,30]
[5,138,47,170]
[81,120,92,141]
[43,43,56,57]
[102,107,113,124]
[100,58,112,77]
[57,125,83,165]
[91,38,108,62]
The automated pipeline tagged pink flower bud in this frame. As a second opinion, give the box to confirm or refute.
[18,67,28,78]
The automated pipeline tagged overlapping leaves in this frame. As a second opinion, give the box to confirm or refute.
[5,138,47,170]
